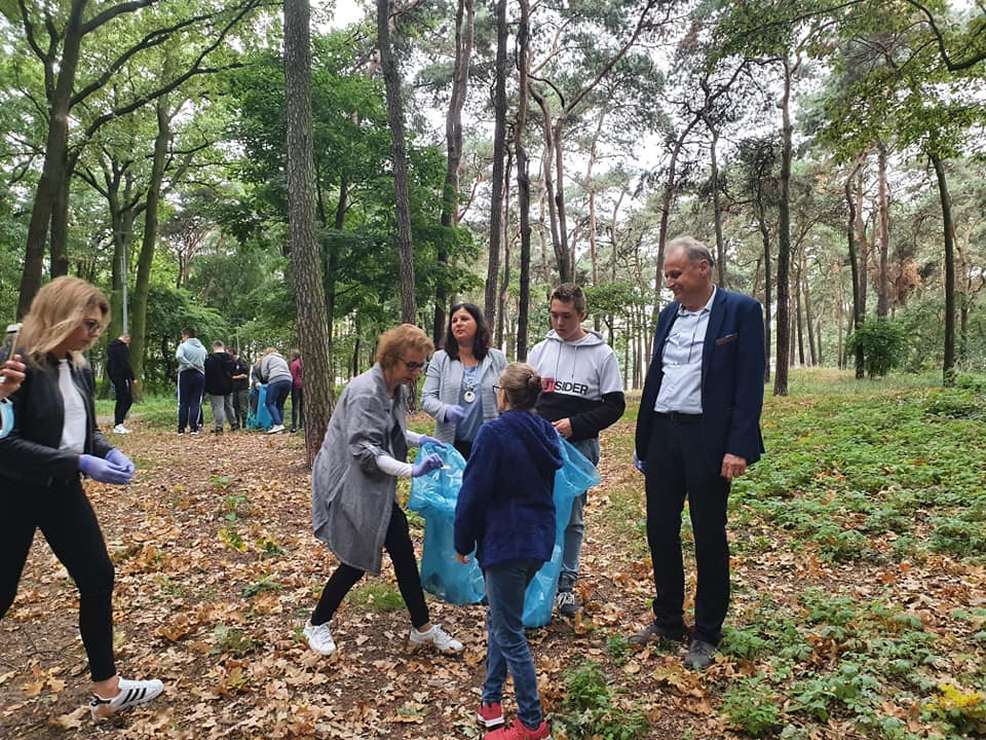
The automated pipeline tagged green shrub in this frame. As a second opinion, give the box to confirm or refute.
[847,319,907,378]
[721,678,782,737]
[558,661,650,740]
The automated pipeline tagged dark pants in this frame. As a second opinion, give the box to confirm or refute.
[177,369,205,432]
[0,478,116,681]
[453,439,472,460]
[111,379,133,426]
[232,388,249,429]
[483,560,543,728]
[266,379,291,427]
[311,506,429,629]
[644,412,730,645]
[290,387,304,430]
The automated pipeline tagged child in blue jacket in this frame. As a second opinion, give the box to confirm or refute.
[455,363,562,740]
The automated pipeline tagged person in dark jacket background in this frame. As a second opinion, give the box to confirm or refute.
[106,334,134,434]
[0,276,162,718]
[455,362,561,740]
[229,349,250,430]
[204,341,236,434]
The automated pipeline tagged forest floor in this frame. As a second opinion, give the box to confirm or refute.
[1,369,984,739]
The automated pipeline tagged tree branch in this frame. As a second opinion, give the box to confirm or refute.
[80,0,157,37]
[904,0,986,71]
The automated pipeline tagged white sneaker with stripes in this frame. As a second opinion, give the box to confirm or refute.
[89,677,164,719]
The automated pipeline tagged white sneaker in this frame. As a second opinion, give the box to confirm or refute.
[89,677,164,719]
[267,424,285,434]
[112,424,131,434]
[409,624,463,654]
[303,621,337,656]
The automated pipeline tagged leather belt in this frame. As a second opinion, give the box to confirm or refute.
[654,411,703,423]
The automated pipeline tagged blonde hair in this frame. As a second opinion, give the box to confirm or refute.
[499,362,542,411]
[375,324,434,371]
[19,277,110,367]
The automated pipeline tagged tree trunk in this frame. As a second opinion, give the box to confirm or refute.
[531,92,566,283]
[803,252,816,366]
[437,0,475,342]
[485,0,508,328]
[286,0,333,464]
[496,149,513,350]
[795,258,805,367]
[773,57,793,396]
[930,153,956,386]
[377,0,416,323]
[515,0,532,359]
[876,141,891,317]
[845,167,865,378]
[758,204,772,382]
[709,125,727,287]
[131,93,172,388]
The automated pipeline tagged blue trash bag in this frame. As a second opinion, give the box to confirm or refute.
[408,442,486,605]
[247,385,273,430]
[522,437,601,628]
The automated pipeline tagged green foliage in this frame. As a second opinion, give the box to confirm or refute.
[721,678,782,737]
[211,625,257,657]
[847,319,908,378]
[349,582,404,613]
[557,661,650,740]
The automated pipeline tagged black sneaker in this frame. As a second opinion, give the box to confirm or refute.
[683,638,717,671]
[629,620,689,647]
[555,589,579,618]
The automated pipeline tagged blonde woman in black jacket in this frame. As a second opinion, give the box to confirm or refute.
[0,277,163,719]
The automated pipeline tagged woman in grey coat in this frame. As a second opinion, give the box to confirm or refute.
[307,324,465,657]
[421,303,506,460]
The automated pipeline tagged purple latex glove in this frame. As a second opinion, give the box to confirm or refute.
[106,448,135,476]
[443,405,467,424]
[419,434,446,449]
[411,453,443,477]
[79,454,132,485]
[633,451,646,475]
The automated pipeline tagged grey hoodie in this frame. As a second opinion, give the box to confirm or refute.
[527,329,625,441]
[176,337,207,374]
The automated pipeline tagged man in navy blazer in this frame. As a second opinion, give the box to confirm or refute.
[631,236,765,670]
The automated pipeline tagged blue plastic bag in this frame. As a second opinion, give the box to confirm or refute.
[247,385,273,430]
[522,438,601,628]
[408,443,486,605]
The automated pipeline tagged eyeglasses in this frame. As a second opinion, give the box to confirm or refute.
[400,357,426,371]
[492,385,501,392]
[82,319,103,336]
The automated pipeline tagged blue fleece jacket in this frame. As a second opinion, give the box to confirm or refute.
[454,409,563,570]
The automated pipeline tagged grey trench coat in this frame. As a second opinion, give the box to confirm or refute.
[311,364,411,574]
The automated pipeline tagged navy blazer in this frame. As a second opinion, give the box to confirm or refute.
[635,287,766,469]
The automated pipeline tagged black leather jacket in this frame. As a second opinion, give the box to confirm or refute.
[0,354,113,487]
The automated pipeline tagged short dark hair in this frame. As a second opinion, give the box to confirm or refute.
[444,303,491,361]
[549,283,586,315]
[182,328,196,338]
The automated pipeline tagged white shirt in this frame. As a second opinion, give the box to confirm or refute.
[655,286,716,415]
[58,360,87,453]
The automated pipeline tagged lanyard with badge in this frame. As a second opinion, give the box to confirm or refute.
[462,364,479,403]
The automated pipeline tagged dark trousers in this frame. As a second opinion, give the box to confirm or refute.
[311,506,429,629]
[112,379,133,426]
[177,369,205,432]
[644,412,730,644]
[0,478,116,681]
[232,388,249,429]
[266,379,291,426]
[290,387,304,430]
[452,439,472,460]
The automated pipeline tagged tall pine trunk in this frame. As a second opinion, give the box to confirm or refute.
[773,56,793,396]
[285,0,333,464]
[876,142,891,317]
[515,0,532,359]
[930,153,957,386]
[846,165,865,379]
[485,0,508,327]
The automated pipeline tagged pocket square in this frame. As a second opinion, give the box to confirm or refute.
[715,333,738,346]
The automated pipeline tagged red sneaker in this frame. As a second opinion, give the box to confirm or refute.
[484,718,551,739]
[477,701,505,728]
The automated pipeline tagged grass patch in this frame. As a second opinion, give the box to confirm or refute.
[556,660,650,739]
[349,581,404,613]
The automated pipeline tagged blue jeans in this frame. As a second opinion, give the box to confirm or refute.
[483,560,542,728]
[266,379,291,426]
[559,437,600,592]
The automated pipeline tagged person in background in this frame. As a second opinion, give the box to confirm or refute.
[528,283,625,618]
[307,324,463,658]
[229,349,250,430]
[260,347,292,434]
[0,356,26,439]
[204,341,236,434]
[175,328,207,435]
[421,303,506,460]
[289,349,304,433]
[455,363,560,740]
[106,333,135,434]
[249,355,263,417]
[0,276,163,719]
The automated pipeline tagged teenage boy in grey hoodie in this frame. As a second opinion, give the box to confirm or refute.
[176,328,208,434]
[528,283,625,619]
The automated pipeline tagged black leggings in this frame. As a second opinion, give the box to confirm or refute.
[0,478,116,681]
[311,505,429,629]
[112,379,133,426]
